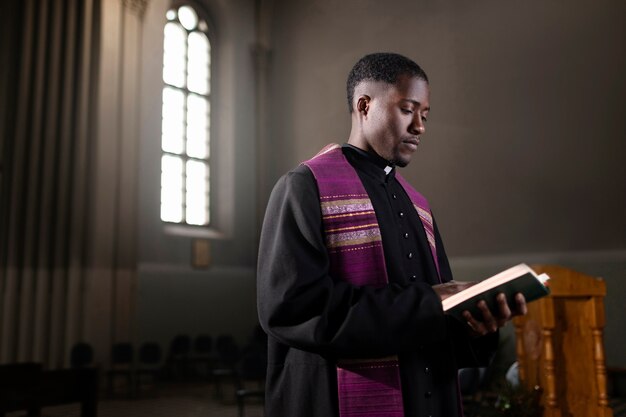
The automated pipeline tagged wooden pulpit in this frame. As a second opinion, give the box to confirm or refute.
[512,265,613,417]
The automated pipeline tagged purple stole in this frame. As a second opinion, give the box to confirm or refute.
[303,144,442,417]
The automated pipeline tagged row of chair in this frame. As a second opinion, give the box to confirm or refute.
[70,341,163,397]
[67,328,268,417]
[106,341,161,397]
[70,331,267,408]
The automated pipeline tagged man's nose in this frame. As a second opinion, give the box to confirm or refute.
[410,116,425,135]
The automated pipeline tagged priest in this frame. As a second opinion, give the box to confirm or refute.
[257,52,527,417]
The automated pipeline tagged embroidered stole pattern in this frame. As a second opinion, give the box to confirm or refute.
[395,174,441,280]
[303,144,441,417]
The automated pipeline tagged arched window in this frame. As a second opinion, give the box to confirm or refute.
[160,4,211,226]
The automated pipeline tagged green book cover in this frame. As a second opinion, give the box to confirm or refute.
[443,264,551,321]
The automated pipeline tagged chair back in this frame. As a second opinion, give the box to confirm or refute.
[194,334,212,355]
[170,335,191,357]
[216,334,240,366]
[70,342,94,368]
[111,342,133,365]
[139,343,162,365]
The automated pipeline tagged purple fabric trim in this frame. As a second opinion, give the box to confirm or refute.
[395,173,441,282]
[304,146,402,415]
[337,359,404,417]
[304,145,389,289]
[303,144,444,416]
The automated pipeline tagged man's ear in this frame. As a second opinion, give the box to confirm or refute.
[356,95,370,115]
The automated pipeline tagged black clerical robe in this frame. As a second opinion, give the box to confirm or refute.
[257,145,498,417]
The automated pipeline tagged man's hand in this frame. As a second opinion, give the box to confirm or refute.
[462,293,528,337]
[432,281,478,301]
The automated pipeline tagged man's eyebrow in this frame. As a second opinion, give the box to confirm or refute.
[401,98,430,111]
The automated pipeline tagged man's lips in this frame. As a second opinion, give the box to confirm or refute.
[402,137,420,149]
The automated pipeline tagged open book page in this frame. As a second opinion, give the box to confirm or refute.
[442,263,550,320]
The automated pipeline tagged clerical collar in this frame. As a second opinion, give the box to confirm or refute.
[342,143,396,182]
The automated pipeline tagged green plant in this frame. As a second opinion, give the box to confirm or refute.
[467,382,543,417]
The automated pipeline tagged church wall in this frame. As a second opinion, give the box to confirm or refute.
[0,0,260,367]
[136,0,260,349]
[264,0,626,367]
[266,0,626,256]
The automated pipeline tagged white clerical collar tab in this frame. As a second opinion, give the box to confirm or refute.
[384,165,393,175]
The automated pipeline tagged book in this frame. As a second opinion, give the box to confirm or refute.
[442,263,550,321]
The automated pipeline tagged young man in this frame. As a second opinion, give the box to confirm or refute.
[257,53,526,417]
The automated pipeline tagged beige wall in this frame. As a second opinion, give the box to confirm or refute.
[265,0,626,257]
[137,0,259,348]
[262,0,626,367]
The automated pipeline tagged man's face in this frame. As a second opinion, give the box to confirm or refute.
[359,75,430,167]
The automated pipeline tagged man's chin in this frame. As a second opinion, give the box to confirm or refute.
[393,157,411,168]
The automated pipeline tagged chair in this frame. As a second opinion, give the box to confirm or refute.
[235,344,267,417]
[0,362,99,417]
[70,343,94,369]
[458,367,487,396]
[39,368,99,417]
[212,334,241,400]
[106,342,134,398]
[135,342,162,394]
[166,334,192,380]
[191,334,213,379]
[0,363,42,417]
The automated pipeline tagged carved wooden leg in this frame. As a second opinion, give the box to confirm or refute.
[514,322,526,383]
[592,328,609,408]
[542,328,557,410]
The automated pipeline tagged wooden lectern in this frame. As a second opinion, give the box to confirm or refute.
[512,265,613,417]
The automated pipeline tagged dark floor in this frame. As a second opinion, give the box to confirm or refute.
[6,381,264,417]
[6,382,625,417]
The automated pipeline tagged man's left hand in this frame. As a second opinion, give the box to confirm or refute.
[462,293,527,337]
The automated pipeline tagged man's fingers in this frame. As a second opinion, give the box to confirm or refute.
[462,310,487,336]
[514,293,528,316]
[461,293,529,338]
[462,301,498,335]
[495,293,511,326]
[477,300,498,333]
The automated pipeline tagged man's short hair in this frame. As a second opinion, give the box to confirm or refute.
[346,52,429,112]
